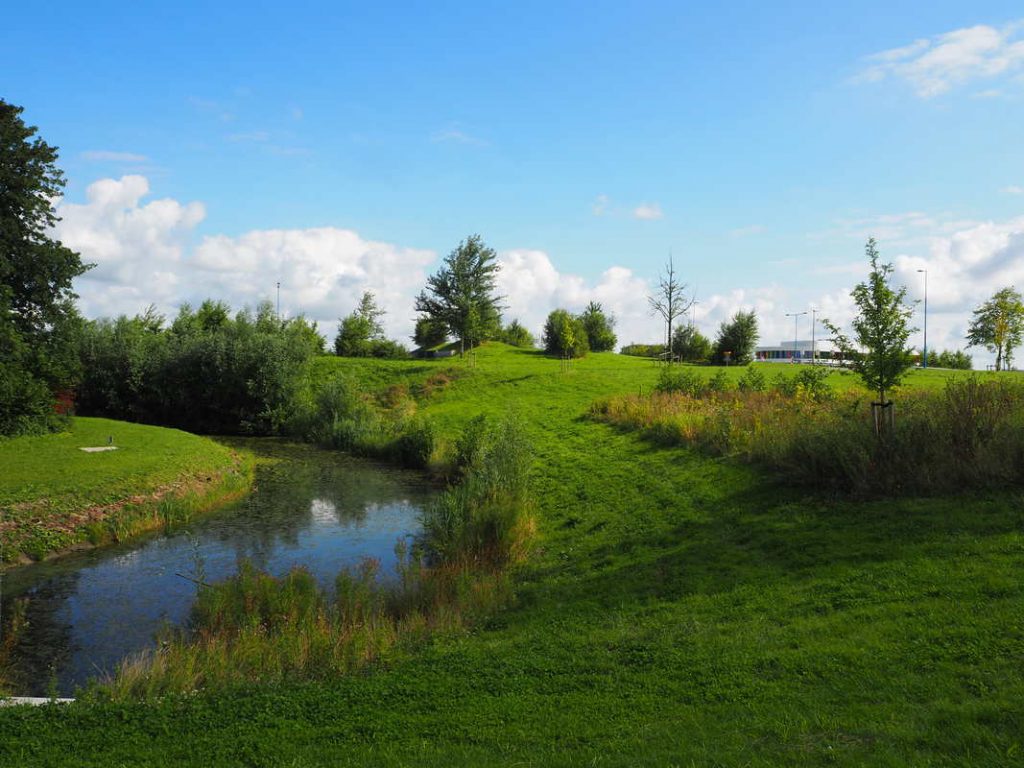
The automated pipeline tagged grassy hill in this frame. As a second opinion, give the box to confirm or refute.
[1,348,1021,766]
[0,417,251,564]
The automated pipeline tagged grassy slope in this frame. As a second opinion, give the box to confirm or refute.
[0,417,244,562]
[1,350,1022,766]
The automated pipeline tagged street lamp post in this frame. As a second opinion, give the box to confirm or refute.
[785,311,808,363]
[810,308,818,365]
[276,281,281,318]
[917,269,928,368]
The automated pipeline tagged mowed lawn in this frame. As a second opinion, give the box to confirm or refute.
[0,417,240,562]
[1,348,1022,766]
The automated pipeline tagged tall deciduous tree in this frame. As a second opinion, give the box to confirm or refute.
[578,301,617,352]
[672,324,712,362]
[825,238,915,405]
[966,287,1024,372]
[335,291,386,357]
[1,99,91,433]
[648,255,692,362]
[415,234,503,356]
[712,311,759,365]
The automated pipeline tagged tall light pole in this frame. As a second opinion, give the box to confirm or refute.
[810,308,818,365]
[785,311,807,362]
[917,268,928,368]
[690,300,700,330]
[276,281,281,318]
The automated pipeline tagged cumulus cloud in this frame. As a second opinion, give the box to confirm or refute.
[55,176,434,342]
[591,194,610,217]
[54,175,1024,366]
[632,203,663,221]
[496,250,654,345]
[855,20,1024,97]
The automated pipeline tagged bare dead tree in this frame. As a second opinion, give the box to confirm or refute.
[648,254,693,362]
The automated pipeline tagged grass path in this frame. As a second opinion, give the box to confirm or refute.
[1,349,1022,765]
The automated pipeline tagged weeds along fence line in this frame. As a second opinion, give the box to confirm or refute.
[95,412,535,699]
[592,373,1024,497]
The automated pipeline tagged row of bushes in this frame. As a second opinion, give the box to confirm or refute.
[77,301,324,434]
[655,364,836,402]
[593,376,1024,496]
[97,412,534,698]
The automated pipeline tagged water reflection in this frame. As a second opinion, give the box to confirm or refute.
[2,439,434,695]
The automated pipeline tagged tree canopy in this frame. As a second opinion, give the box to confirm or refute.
[543,309,588,358]
[825,238,915,404]
[713,311,759,365]
[335,291,404,358]
[579,301,617,352]
[672,324,712,363]
[1,99,91,434]
[415,234,503,355]
[966,287,1023,372]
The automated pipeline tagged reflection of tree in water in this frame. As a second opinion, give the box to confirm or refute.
[4,571,81,695]
[209,440,433,573]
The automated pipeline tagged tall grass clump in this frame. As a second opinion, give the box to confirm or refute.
[422,412,534,566]
[0,598,28,694]
[594,374,1024,496]
[97,414,535,698]
[289,375,437,469]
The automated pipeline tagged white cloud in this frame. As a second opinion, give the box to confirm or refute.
[56,176,434,342]
[1003,185,1024,195]
[80,150,149,163]
[55,175,1024,367]
[496,250,653,346]
[592,194,610,217]
[855,20,1024,97]
[632,203,664,221]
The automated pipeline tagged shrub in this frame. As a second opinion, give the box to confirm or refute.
[498,319,535,348]
[422,413,534,566]
[620,343,666,358]
[654,366,705,397]
[543,309,589,358]
[393,417,436,469]
[737,365,767,392]
[593,375,1024,497]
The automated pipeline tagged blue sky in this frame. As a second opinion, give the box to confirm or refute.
[4,2,1024,361]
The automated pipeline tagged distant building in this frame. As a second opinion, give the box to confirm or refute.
[754,339,841,363]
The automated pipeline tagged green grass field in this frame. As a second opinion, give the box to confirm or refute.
[0,417,248,563]
[1,348,1022,766]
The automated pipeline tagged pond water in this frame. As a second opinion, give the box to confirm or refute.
[2,439,435,696]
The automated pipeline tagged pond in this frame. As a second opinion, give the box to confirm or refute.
[1,439,436,696]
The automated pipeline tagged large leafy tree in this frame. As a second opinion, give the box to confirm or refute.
[415,234,503,356]
[335,291,386,357]
[578,301,617,352]
[672,324,712,362]
[712,310,759,365]
[1,99,90,433]
[966,287,1024,372]
[825,238,915,405]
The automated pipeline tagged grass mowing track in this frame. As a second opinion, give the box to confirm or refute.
[1,347,1022,766]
